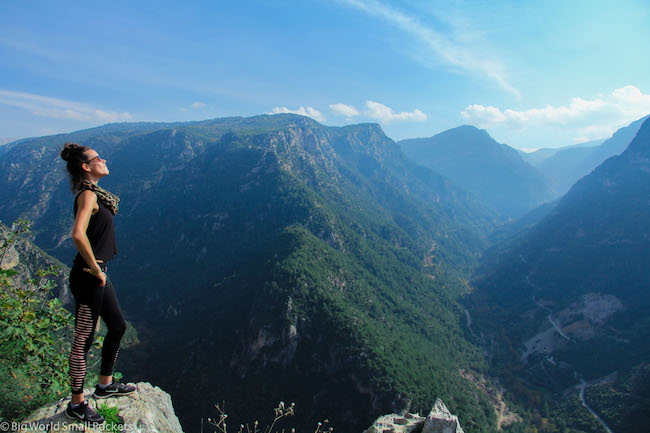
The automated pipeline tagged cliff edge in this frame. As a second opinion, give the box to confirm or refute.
[15,382,184,433]
[364,398,464,433]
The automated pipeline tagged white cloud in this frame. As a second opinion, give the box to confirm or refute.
[461,86,650,142]
[181,101,207,112]
[330,103,360,118]
[270,106,326,123]
[461,99,608,129]
[365,100,427,123]
[610,85,650,117]
[335,0,519,97]
[0,89,132,123]
[572,125,618,144]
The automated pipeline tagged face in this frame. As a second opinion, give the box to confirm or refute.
[82,149,109,178]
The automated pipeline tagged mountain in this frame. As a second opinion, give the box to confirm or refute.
[535,116,649,196]
[0,137,21,147]
[519,139,604,167]
[468,117,650,432]
[399,125,555,220]
[0,115,500,432]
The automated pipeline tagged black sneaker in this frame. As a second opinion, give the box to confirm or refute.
[92,381,136,399]
[65,400,105,424]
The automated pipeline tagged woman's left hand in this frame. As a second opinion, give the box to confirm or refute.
[83,267,107,287]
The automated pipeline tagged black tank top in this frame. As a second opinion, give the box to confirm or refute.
[73,191,117,266]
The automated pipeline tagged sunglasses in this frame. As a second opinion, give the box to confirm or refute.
[85,155,102,164]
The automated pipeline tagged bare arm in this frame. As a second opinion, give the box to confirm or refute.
[71,190,106,286]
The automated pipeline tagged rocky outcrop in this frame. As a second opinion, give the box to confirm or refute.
[422,399,465,433]
[364,399,464,433]
[17,382,184,433]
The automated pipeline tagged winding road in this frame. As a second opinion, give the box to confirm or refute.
[580,380,614,433]
[531,293,573,341]
[521,255,612,432]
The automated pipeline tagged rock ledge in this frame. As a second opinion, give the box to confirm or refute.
[17,382,184,433]
[364,398,464,433]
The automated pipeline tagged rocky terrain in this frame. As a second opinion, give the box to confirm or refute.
[16,382,183,433]
[363,398,464,433]
[16,389,467,433]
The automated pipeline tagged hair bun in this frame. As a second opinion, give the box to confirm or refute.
[60,142,82,162]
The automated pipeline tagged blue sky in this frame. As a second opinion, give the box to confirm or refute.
[1,0,650,150]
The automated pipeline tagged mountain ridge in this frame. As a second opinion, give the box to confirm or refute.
[398,125,554,219]
[535,115,649,195]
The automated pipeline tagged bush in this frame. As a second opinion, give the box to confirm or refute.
[0,220,73,420]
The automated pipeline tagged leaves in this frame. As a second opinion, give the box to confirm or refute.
[0,220,76,421]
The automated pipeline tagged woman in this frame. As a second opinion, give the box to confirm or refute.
[60,142,135,424]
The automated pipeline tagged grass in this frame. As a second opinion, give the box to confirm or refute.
[97,403,124,432]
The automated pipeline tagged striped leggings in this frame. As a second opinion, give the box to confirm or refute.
[69,263,126,395]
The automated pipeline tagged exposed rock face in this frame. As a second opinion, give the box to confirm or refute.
[364,412,424,433]
[0,244,19,269]
[423,399,464,433]
[17,382,184,433]
[364,399,464,433]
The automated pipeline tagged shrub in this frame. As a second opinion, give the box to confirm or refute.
[0,220,73,420]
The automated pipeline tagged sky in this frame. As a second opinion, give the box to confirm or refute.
[1,0,650,150]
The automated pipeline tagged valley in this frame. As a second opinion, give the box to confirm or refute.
[1,114,649,433]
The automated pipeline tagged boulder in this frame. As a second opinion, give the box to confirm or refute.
[0,245,19,270]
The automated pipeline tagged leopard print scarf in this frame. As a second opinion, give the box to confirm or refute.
[79,180,120,215]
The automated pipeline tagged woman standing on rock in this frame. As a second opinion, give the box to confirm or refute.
[60,142,135,424]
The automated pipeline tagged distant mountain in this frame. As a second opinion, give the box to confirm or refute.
[0,115,499,432]
[535,116,649,196]
[519,139,604,167]
[399,125,555,220]
[0,137,21,146]
[468,117,650,432]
